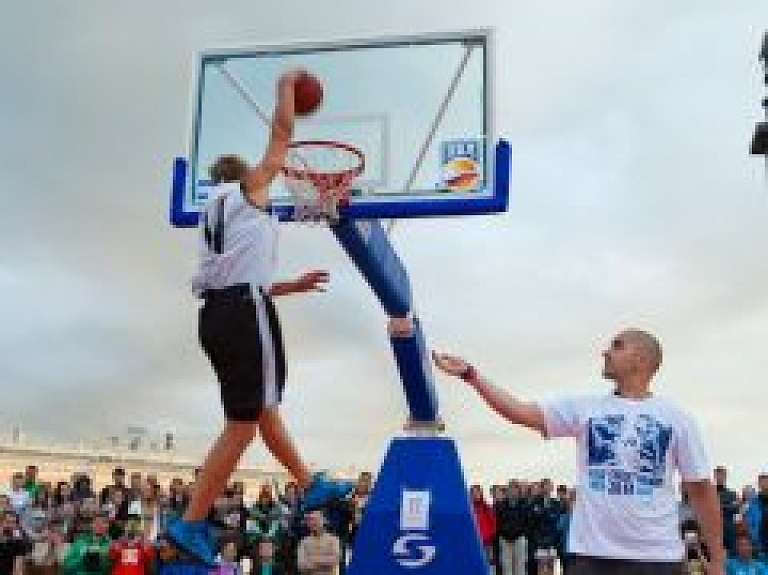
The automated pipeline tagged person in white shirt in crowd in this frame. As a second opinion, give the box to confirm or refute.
[7,473,30,516]
[298,510,341,575]
[433,328,724,575]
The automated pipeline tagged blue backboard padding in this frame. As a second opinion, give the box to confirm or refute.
[170,157,198,227]
[169,139,510,227]
[347,437,489,574]
[390,318,438,422]
[331,219,412,316]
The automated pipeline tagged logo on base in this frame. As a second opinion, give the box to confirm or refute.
[392,533,436,568]
[392,489,436,568]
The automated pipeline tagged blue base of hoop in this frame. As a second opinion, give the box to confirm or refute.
[348,436,489,574]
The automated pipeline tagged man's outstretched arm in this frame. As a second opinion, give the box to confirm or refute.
[432,352,547,435]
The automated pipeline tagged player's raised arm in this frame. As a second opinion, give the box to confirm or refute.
[432,351,547,435]
[242,70,302,200]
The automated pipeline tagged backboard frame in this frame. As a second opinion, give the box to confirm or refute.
[170,30,510,227]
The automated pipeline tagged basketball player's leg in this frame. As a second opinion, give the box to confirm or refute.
[168,297,261,565]
[166,419,258,566]
[258,294,354,510]
[183,420,259,520]
[258,407,311,486]
[259,405,354,512]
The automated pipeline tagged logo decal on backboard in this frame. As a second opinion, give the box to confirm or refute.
[440,139,484,192]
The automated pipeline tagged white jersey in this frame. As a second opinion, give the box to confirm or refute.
[191,182,279,297]
[541,393,710,562]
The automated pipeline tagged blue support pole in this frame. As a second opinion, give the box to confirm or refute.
[330,219,412,317]
[330,215,487,574]
[390,318,439,423]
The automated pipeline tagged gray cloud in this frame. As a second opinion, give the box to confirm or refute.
[2,0,768,489]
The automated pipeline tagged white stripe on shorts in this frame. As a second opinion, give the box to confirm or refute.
[255,299,279,409]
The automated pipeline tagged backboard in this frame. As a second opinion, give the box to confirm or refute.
[170,30,509,226]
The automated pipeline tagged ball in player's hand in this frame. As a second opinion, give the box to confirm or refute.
[294,71,323,116]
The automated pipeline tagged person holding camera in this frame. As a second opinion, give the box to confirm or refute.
[61,513,113,574]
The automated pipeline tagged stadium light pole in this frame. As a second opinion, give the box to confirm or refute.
[750,31,768,160]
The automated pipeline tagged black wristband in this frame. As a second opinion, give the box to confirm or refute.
[460,364,477,382]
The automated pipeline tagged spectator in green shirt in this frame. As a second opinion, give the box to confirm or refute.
[61,513,112,574]
[24,465,40,500]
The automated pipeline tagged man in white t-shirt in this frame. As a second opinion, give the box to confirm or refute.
[433,329,724,575]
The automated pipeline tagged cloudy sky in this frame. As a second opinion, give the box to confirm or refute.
[2,0,768,489]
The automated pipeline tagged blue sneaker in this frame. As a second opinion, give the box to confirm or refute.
[301,472,356,513]
[166,519,217,567]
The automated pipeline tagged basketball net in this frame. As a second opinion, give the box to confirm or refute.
[282,140,365,224]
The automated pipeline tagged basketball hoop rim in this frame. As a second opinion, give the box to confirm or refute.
[281,139,366,183]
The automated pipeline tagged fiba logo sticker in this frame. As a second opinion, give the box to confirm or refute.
[392,489,436,568]
[440,139,484,192]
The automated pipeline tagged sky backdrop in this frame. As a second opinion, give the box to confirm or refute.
[2,0,768,489]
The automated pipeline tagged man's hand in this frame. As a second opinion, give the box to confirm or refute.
[684,479,725,575]
[432,350,546,433]
[295,270,329,293]
[432,351,471,378]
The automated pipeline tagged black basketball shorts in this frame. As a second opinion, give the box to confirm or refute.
[198,285,287,421]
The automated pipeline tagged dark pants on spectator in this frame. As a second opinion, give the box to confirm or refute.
[567,555,684,575]
[491,535,503,575]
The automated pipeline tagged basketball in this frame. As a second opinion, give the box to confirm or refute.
[294,72,323,116]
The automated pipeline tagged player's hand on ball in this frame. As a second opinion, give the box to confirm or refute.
[432,351,470,377]
[279,68,307,85]
[296,269,329,292]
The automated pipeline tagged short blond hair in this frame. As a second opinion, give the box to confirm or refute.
[209,155,248,184]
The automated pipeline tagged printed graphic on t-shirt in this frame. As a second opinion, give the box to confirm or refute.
[587,413,672,496]
[121,548,139,565]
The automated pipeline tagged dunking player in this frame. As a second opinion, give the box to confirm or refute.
[433,329,724,575]
[168,70,354,566]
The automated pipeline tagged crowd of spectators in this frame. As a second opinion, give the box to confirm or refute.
[0,462,766,574]
[0,464,371,574]
[472,465,768,575]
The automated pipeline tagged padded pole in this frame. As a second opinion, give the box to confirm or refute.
[389,318,439,423]
[331,218,411,316]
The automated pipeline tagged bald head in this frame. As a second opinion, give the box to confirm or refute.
[622,329,663,374]
[602,329,664,387]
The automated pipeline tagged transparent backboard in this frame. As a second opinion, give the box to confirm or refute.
[170,30,509,225]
